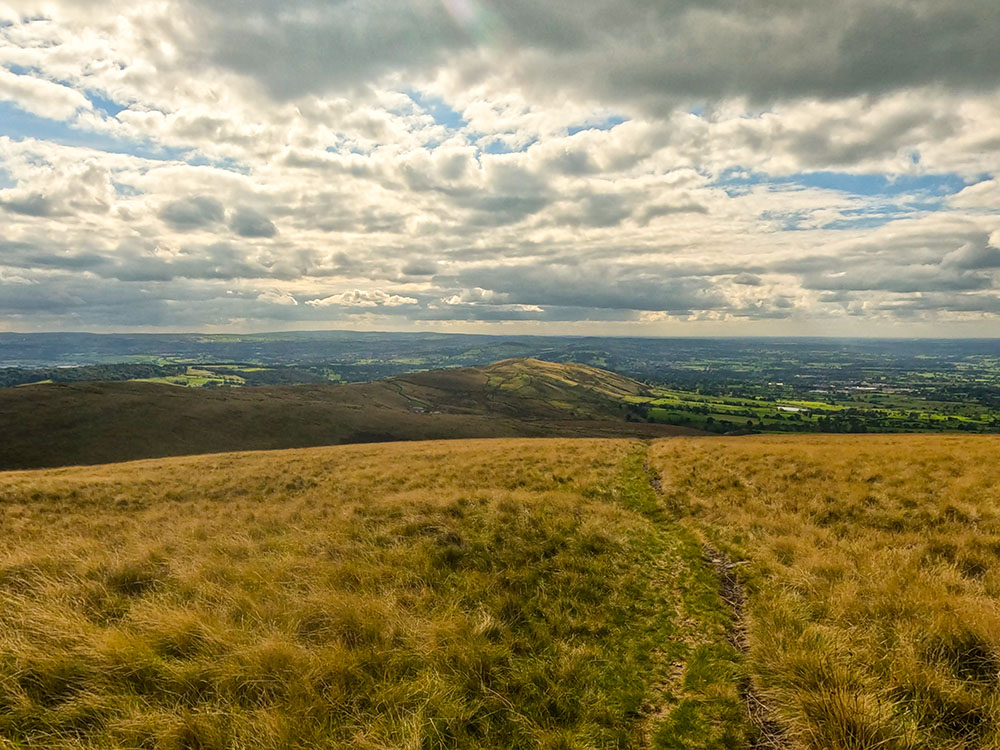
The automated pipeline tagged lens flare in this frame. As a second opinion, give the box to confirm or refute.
[439,0,498,44]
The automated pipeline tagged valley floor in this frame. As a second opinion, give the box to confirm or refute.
[2,434,999,748]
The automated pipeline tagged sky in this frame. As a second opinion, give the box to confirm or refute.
[1,1,1000,336]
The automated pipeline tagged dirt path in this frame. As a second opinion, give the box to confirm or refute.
[638,441,790,749]
[704,548,790,749]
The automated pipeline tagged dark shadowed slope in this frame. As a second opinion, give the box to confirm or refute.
[0,359,701,469]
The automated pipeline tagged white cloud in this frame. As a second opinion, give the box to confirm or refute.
[0,2,998,334]
[0,68,91,120]
[306,289,419,307]
[257,289,298,305]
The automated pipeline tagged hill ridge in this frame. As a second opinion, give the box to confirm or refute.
[0,358,692,470]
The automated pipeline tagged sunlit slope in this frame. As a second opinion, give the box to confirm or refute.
[394,357,649,418]
[650,434,1000,749]
[0,359,697,470]
[0,438,751,749]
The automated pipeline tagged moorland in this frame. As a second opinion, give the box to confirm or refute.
[3,337,1000,748]
[0,359,698,470]
[2,434,999,749]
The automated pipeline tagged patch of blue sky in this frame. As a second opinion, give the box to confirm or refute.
[0,100,177,156]
[479,136,536,155]
[794,171,970,197]
[4,63,38,76]
[112,181,142,196]
[0,165,14,189]
[5,67,125,118]
[905,200,947,212]
[767,198,953,233]
[567,115,626,136]
[0,101,248,173]
[406,90,467,131]
[760,210,811,231]
[185,154,251,174]
[714,167,980,199]
[821,215,898,231]
[760,195,954,233]
[85,91,127,117]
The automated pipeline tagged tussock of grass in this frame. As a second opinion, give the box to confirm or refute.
[651,434,1000,749]
[0,438,749,749]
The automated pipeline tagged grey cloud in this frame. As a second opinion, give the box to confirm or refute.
[802,268,995,294]
[448,163,552,226]
[542,148,599,177]
[175,1,1000,107]
[26,252,108,270]
[420,306,628,323]
[462,194,550,227]
[185,0,467,100]
[554,193,631,228]
[774,230,1000,295]
[402,259,438,276]
[1,193,57,217]
[452,263,726,312]
[0,274,321,327]
[834,4,998,97]
[230,207,277,238]
[942,241,1000,270]
[159,196,226,231]
[818,291,855,304]
[844,292,1000,317]
[783,106,957,168]
[7,240,306,283]
[732,273,763,286]
[293,193,409,234]
[634,201,709,226]
[0,239,108,272]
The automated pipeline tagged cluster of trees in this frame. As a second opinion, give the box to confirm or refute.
[625,397,1000,435]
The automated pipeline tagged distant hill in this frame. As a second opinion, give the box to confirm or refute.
[0,358,699,469]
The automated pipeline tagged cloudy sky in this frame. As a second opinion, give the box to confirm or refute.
[2,1,1000,335]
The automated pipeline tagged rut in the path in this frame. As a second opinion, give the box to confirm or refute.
[704,547,790,750]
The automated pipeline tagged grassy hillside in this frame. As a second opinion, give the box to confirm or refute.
[651,434,1000,749]
[0,439,751,749]
[0,360,696,470]
[6,433,999,748]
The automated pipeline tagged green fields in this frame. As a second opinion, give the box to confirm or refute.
[5,333,1000,435]
[627,386,1000,434]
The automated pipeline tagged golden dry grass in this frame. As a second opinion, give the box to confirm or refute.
[0,438,749,749]
[10,432,996,749]
[650,434,1000,750]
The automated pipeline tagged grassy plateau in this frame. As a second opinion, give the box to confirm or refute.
[0,439,747,749]
[651,434,1000,749]
[2,433,999,748]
